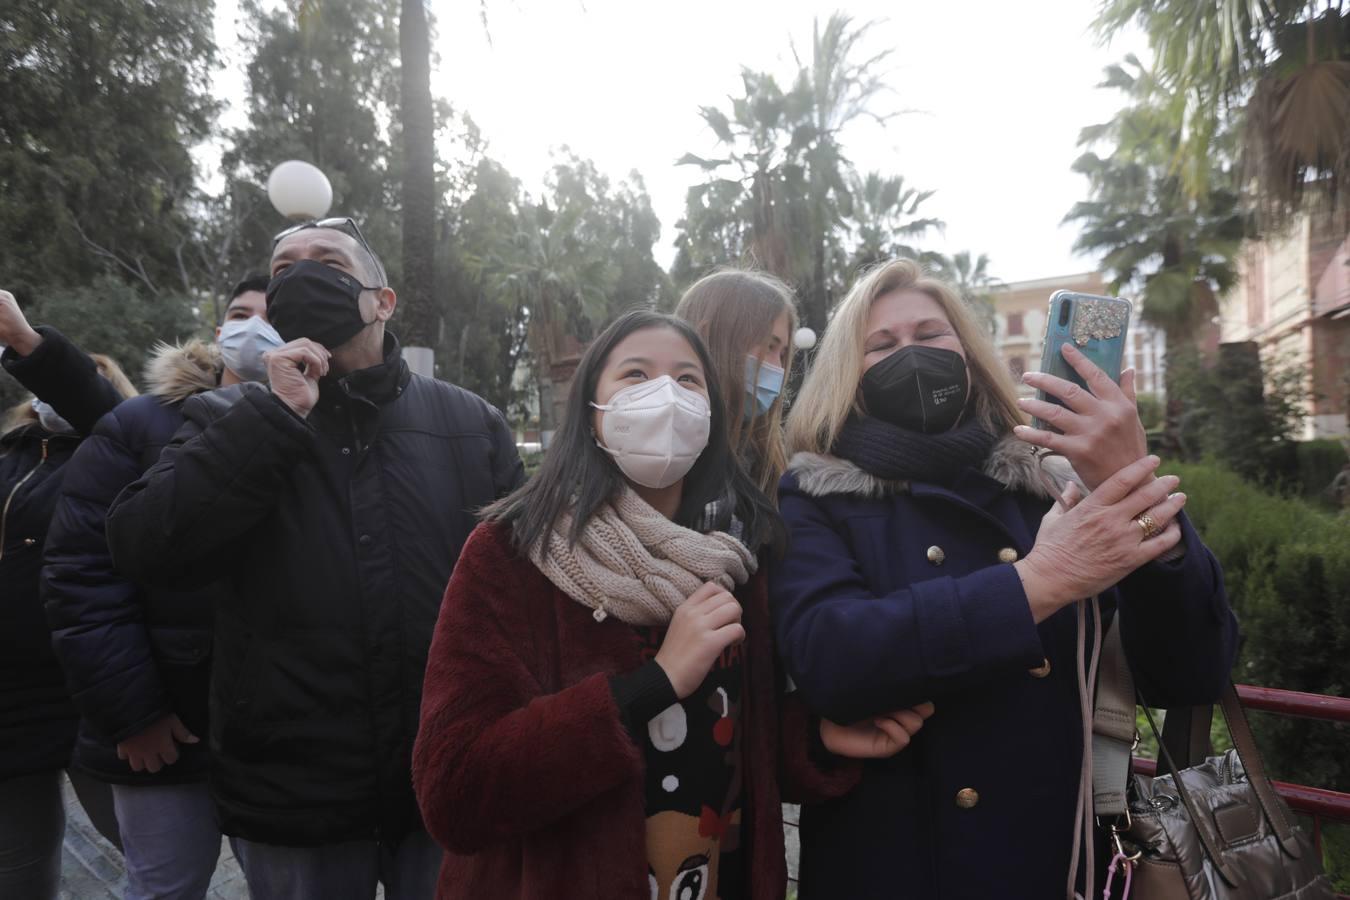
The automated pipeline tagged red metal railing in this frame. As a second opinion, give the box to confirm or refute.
[1133,684,1350,897]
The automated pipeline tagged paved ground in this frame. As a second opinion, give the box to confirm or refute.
[57,775,249,900]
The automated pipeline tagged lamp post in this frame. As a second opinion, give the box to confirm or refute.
[266,161,333,220]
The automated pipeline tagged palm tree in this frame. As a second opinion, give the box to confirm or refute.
[842,171,944,275]
[932,251,999,333]
[1095,1,1350,227]
[673,13,912,332]
[1066,58,1246,345]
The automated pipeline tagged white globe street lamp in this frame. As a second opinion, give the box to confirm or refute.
[793,327,817,350]
[266,161,333,221]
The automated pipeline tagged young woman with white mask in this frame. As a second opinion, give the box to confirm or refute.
[413,310,925,900]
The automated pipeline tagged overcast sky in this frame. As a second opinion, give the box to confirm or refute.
[213,0,1147,284]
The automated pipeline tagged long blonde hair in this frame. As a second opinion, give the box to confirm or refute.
[3,353,138,433]
[786,259,1024,456]
[675,269,799,497]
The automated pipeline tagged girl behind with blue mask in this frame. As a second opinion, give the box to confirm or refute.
[675,269,797,500]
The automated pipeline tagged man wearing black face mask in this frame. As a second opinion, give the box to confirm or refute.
[106,219,524,900]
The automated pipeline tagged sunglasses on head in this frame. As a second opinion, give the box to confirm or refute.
[271,217,385,287]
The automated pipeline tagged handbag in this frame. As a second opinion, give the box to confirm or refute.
[1090,617,1336,899]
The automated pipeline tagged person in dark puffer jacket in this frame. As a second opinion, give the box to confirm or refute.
[106,221,525,900]
[43,276,276,900]
[0,289,137,900]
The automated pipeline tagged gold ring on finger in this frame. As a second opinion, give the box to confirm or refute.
[1135,512,1162,540]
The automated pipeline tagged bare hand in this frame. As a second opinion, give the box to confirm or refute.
[1015,455,1186,622]
[265,338,330,418]
[0,290,43,356]
[1014,344,1149,491]
[655,582,745,699]
[116,714,199,774]
[820,702,935,759]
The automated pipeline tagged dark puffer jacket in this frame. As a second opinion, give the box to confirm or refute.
[44,340,224,784]
[0,327,125,780]
[106,334,524,846]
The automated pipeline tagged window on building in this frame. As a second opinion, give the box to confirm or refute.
[1007,313,1024,336]
[1009,356,1026,378]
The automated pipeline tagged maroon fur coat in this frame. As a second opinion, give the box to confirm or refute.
[413,521,857,900]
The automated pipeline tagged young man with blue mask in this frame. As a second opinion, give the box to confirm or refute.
[106,219,525,900]
[42,275,274,900]
[215,275,282,385]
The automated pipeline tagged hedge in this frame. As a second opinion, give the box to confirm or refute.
[1167,460,1349,887]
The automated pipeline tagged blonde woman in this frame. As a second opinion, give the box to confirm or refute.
[769,259,1237,898]
[675,269,797,500]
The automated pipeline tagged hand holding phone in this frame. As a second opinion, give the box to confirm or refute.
[1014,291,1150,492]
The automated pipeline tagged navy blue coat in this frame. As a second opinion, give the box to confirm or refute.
[769,441,1238,900]
[0,327,124,780]
[43,340,224,784]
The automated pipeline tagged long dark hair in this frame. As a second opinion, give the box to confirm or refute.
[484,309,785,557]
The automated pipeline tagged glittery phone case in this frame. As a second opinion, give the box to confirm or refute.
[1031,290,1132,432]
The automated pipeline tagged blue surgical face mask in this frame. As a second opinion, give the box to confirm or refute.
[218,315,284,382]
[744,355,785,419]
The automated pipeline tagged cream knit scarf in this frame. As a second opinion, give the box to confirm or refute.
[529,488,757,626]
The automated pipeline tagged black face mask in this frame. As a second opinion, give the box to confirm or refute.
[266,259,378,349]
[860,345,970,434]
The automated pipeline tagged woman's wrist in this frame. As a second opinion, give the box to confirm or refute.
[1013,556,1073,624]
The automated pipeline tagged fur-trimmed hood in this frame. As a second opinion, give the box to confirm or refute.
[142,339,222,404]
[786,435,1082,502]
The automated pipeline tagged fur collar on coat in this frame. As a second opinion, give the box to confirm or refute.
[786,435,1082,501]
[142,340,222,404]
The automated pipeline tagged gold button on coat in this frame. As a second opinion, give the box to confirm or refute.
[997,547,1019,563]
[1029,658,1052,678]
[926,545,945,565]
[955,788,980,809]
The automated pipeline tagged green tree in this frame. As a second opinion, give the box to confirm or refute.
[1096,0,1350,227]
[441,152,526,413]
[0,0,218,297]
[1065,58,1246,354]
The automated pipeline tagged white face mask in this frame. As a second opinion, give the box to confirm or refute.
[590,375,712,489]
[31,398,75,434]
[218,316,284,383]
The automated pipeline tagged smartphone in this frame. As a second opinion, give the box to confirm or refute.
[1032,290,1132,432]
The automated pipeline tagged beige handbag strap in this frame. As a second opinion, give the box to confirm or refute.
[1090,616,1136,818]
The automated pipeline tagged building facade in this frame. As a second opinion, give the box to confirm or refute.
[1221,213,1350,439]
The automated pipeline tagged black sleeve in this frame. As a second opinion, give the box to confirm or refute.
[608,660,678,745]
[106,386,314,588]
[43,407,172,742]
[486,403,525,496]
[1,326,124,436]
